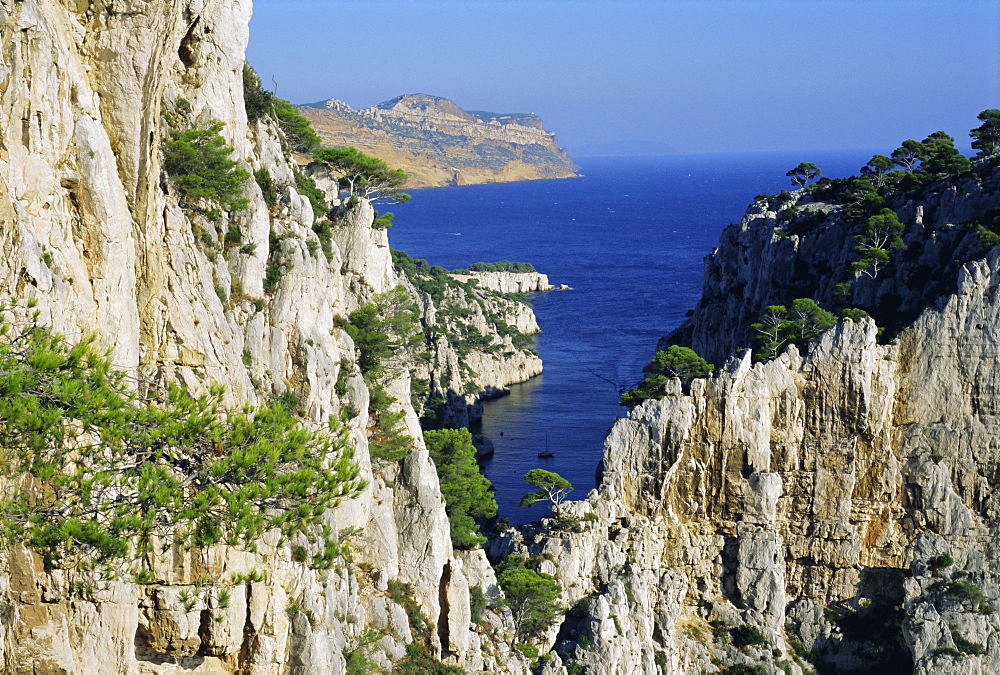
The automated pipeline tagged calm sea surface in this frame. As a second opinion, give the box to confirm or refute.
[389,152,869,523]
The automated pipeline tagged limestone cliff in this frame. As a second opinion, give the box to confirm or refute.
[391,253,544,429]
[0,1,534,672]
[451,270,557,294]
[299,94,580,188]
[510,160,1000,673]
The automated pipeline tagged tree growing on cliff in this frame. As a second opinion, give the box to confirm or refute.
[497,555,562,639]
[751,304,794,361]
[424,428,497,548]
[519,469,572,513]
[751,299,836,361]
[346,287,424,463]
[0,302,364,573]
[971,109,1000,158]
[918,131,970,178]
[162,119,249,213]
[851,208,906,278]
[860,154,894,189]
[346,286,422,378]
[620,345,714,407]
[890,139,926,172]
[786,162,822,189]
[272,98,321,154]
[243,62,274,122]
[314,147,411,205]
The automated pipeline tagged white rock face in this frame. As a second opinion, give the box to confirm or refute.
[515,249,1000,671]
[452,270,555,293]
[0,1,528,672]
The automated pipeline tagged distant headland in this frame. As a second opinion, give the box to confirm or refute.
[298,93,580,188]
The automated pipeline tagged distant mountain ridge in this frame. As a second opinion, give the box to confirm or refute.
[299,93,580,187]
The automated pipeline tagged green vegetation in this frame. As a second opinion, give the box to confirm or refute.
[293,169,328,220]
[272,98,321,154]
[742,112,1000,352]
[750,298,837,362]
[730,624,769,648]
[786,161,822,189]
[346,286,422,379]
[944,579,993,614]
[366,382,413,463]
[343,627,382,675]
[463,261,537,273]
[971,109,1000,157]
[0,303,363,572]
[391,250,455,305]
[253,167,278,208]
[719,666,767,675]
[312,218,334,262]
[243,63,412,245]
[373,211,395,230]
[314,147,411,205]
[242,62,274,122]
[345,287,423,462]
[620,345,714,407]
[390,249,537,423]
[920,131,970,177]
[469,585,488,625]
[514,643,539,659]
[804,119,987,213]
[162,120,249,213]
[840,307,870,322]
[424,429,497,548]
[890,139,923,172]
[850,208,906,279]
[953,631,986,656]
[929,552,955,571]
[860,154,894,189]
[519,469,573,511]
[497,555,562,640]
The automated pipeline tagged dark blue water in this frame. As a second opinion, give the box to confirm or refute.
[389,151,870,523]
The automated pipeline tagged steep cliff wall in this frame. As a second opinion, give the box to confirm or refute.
[516,162,1000,673]
[391,253,543,429]
[0,1,533,672]
[451,270,556,294]
[674,168,1000,365]
[300,94,580,188]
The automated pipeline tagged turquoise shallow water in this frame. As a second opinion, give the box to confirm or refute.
[389,151,870,523]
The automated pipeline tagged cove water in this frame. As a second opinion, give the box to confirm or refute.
[389,151,869,524]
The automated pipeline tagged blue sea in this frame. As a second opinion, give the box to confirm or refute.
[389,151,870,524]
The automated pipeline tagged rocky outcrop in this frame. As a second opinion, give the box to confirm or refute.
[400,268,543,428]
[0,0,530,672]
[452,270,556,294]
[513,165,1000,673]
[299,94,580,188]
[674,169,1000,365]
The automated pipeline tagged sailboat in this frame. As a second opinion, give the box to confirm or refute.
[537,436,554,459]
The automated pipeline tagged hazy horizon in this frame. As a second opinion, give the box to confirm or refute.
[249,1,999,156]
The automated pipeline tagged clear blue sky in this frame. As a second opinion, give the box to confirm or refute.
[248,0,999,155]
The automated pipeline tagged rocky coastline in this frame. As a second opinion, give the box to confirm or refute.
[2,0,1000,673]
